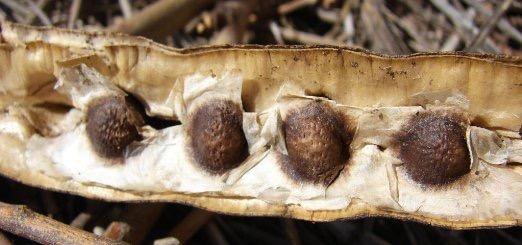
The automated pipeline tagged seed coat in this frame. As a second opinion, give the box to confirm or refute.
[282,101,350,185]
[86,96,144,158]
[397,112,470,185]
[187,100,248,174]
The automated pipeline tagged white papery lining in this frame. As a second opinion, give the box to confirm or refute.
[0,65,517,218]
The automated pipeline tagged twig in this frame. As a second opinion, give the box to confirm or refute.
[512,0,522,8]
[153,237,180,245]
[118,203,165,244]
[316,8,339,23]
[103,222,131,241]
[463,0,522,44]
[321,0,344,36]
[278,24,345,45]
[93,226,106,236]
[323,0,353,42]
[342,12,355,43]
[67,0,82,29]
[361,0,410,54]
[118,0,133,19]
[431,0,475,33]
[400,0,454,34]
[278,0,317,15]
[10,13,25,23]
[399,0,434,24]
[25,0,49,24]
[70,213,92,229]
[109,0,214,39]
[0,8,6,21]
[210,1,250,44]
[168,209,214,244]
[25,0,51,26]
[269,21,284,44]
[183,13,202,33]
[0,231,12,245]
[0,202,126,245]
[441,32,461,51]
[466,0,514,51]
[0,0,31,16]
[430,0,500,53]
[380,5,431,51]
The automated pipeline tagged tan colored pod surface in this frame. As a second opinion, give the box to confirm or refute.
[0,22,521,229]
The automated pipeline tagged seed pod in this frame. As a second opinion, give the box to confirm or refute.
[187,100,248,174]
[86,96,144,158]
[282,101,349,185]
[0,22,521,229]
[396,112,470,185]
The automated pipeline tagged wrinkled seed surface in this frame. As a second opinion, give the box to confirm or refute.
[397,112,470,185]
[86,96,144,158]
[187,100,248,174]
[283,101,349,185]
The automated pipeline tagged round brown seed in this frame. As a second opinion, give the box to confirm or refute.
[397,112,470,185]
[283,101,349,184]
[86,96,144,158]
[187,100,248,174]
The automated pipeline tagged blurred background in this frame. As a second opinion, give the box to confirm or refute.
[0,0,521,244]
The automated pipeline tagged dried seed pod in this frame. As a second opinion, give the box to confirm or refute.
[0,22,521,229]
[86,96,144,158]
[396,112,470,185]
[282,101,349,184]
[187,99,248,174]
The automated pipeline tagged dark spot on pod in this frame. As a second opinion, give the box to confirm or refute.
[187,100,248,174]
[282,101,350,185]
[86,96,144,159]
[397,112,470,185]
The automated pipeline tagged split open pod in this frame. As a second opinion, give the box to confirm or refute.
[0,22,521,229]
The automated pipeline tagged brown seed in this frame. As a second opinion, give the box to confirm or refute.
[187,100,248,174]
[397,112,470,185]
[86,96,144,159]
[282,101,349,185]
